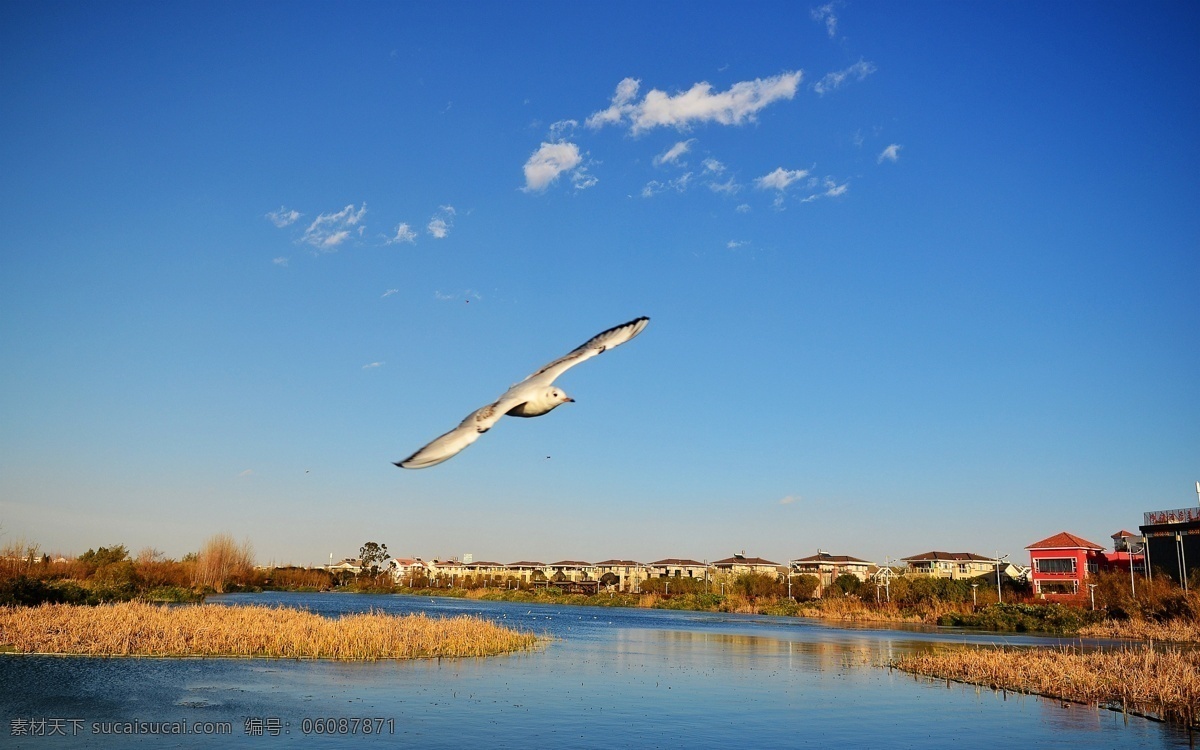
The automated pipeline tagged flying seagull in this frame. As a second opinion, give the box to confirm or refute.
[396,316,649,469]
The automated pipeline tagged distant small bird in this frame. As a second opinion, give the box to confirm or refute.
[396,316,649,469]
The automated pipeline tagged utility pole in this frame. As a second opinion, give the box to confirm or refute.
[995,552,1008,604]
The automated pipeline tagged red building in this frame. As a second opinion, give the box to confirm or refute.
[1025,532,1106,597]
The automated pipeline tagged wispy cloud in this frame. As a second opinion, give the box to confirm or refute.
[586,71,802,134]
[702,157,726,174]
[387,222,417,244]
[522,141,587,192]
[653,139,696,167]
[427,206,455,239]
[641,172,694,198]
[302,203,367,250]
[434,289,482,303]
[811,3,839,38]
[778,494,801,505]
[381,289,398,298]
[548,119,578,139]
[362,362,384,370]
[755,167,810,191]
[266,206,301,228]
[727,240,749,250]
[237,469,254,478]
[272,256,289,267]
[878,143,902,163]
[801,176,850,202]
[812,60,876,95]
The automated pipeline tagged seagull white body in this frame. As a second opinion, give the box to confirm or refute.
[396,316,649,469]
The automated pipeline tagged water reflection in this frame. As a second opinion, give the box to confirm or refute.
[0,593,1190,749]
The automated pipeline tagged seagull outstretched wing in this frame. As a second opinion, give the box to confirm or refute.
[396,316,649,469]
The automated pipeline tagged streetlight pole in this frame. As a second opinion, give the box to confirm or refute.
[995,552,1008,604]
[1087,583,1098,610]
[970,583,978,608]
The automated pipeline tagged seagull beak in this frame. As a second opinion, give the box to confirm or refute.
[565,397,575,402]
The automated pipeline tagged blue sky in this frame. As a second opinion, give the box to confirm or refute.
[2,1,1197,568]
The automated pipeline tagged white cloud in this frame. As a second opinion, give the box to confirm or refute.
[434,289,482,303]
[735,204,751,213]
[585,77,640,128]
[811,3,839,38]
[548,119,578,139]
[572,167,598,191]
[755,167,810,191]
[702,157,726,174]
[382,289,398,298]
[812,60,876,95]
[362,362,384,370]
[727,240,748,250]
[878,143,902,163]
[272,256,289,267]
[587,71,802,134]
[653,139,696,167]
[707,177,741,195]
[641,172,693,198]
[778,494,800,505]
[427,206,455,239]
[801,177,850,202]
[302,203,367,250]
[237,469,254,478]
[522,141,584,192]
[387,222,417,244]
[266,206,301,228]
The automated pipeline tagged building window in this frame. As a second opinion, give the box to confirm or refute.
[1036,580,1078,595]
[1034,557,1076,574]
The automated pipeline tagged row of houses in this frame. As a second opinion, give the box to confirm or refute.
[326,497,1198,600]
[326,550,1029,594]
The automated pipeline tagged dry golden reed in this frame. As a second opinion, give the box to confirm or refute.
[1078,618,1200,643]
[0,602,538,660]
[895,645,1200,727]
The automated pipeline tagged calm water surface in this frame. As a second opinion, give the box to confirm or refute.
[0,592,1191,748]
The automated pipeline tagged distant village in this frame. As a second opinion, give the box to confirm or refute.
[325,499,1199,599]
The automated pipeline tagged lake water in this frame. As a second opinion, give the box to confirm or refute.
[0,592,1191,748]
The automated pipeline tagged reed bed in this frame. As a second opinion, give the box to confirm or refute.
[1078,618,1200,643]
[894,645,1200,727]
[0,602,539,660]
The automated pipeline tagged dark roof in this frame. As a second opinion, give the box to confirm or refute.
[902,551,993,562]
[548,560,592,567]
[712,555,779,567]
[594,559,644,566]
[1026,532,1105,551]
[465,561,504,567]
[792,553,871,564]
[648,558,707,567]
[505,560,545,567]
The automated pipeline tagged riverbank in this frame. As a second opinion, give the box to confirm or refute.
[893,644,1200,728]
[0,601,539,660]
[396,587,1116,635]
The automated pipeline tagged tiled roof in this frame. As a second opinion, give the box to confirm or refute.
[506,560,546,567]
[792,553,871,564]
[648,558,707,567]
[548,560,592,567]
[712,556,779,566]
[594,559,644,566]
[1026,532,1105,550]
[902,551,993,562]
[1111,530,1136,538]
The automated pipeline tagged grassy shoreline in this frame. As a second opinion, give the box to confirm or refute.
[893,644,1200,728]
[0,602,539,660]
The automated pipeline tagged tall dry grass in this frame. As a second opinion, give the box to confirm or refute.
[193,534,254,592]
[1079,618,1200,643]
[0,602,538,660]
[894,645,1200,727]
